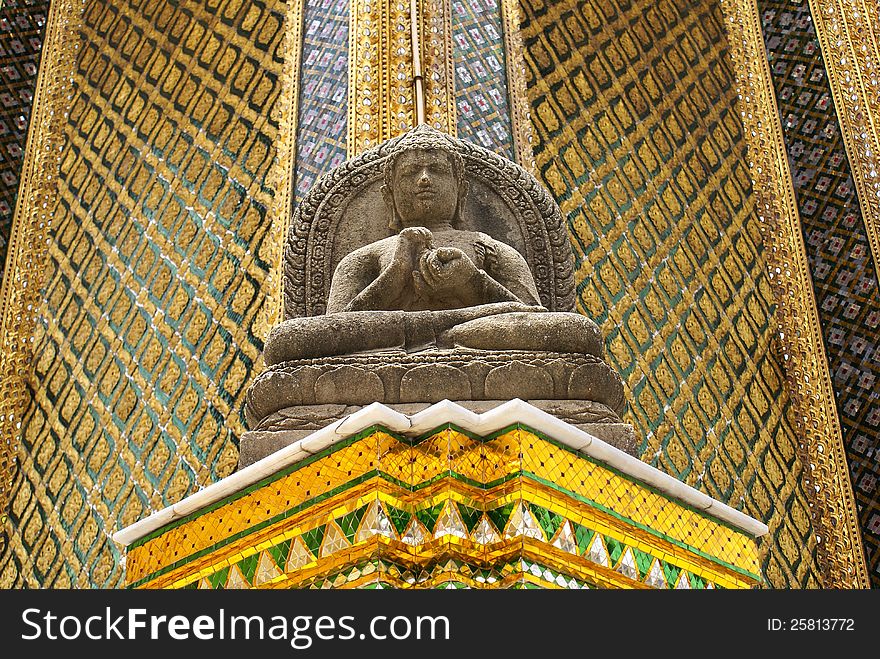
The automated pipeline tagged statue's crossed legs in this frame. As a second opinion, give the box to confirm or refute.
[264,302,605,365]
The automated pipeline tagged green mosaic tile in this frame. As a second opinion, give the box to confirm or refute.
[414,503,446,534]
[301,526,326,556]
[267,540,290,571]
[486,503,516,537]
[385,505,412,536]
[531,505,564,540]
[208,566,229,590]
[605,536,624,566]
[457,504,482,533]
[573,523,595,555]
[337,506,367,543]
[237,553,259,585]
[632,547,653,580]
[663,562,683,588]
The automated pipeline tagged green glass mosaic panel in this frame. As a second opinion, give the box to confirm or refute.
[519,0,823,588]
[486,502,515,536]
[208,566,230,590]
[386,505,413,536]
[457,504,482,533]
[237,553,259,585]
[301,525,326,556]
[531,504,564,540]
[2,0,289,589]
[415,502,446,534]
[337,506,367,543]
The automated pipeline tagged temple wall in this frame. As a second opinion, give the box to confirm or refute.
[0,0,872,587]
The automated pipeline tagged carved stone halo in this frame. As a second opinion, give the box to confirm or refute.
[283,124,577,319]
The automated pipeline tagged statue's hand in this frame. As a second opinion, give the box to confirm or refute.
[414,246,479,295]
[376,226,433,293]
[393,227,434,268]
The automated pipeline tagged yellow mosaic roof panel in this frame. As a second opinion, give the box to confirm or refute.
[124,426,762,590]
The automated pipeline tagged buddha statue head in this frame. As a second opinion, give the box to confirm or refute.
[282,123,578,318]
[382,129,468,232]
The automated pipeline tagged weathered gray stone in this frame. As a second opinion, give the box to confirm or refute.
[399,364,471,402]
[244,349,626,427]
[439,312,604,357]
[238,400,638,469]
[242,126,636,468]
[484,361,554,400]
[314,366,385,405]
[568,363,626,418]
[238,429,312,469]
[265,126,595,363]
[282,124,576,318]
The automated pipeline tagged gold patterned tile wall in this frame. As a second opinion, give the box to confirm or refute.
[0,0,291,588]
[518,0,823,587]
[122,426,762,589]
[0,0,847,590]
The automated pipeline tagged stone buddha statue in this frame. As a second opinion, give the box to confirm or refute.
[242,126,634,467]
[263,133,603,363]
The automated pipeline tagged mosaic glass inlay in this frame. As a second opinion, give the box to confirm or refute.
[758,0,880,586]
[2,0,289,588]
[518,0,823,587]
[293,0,349,203]
[0,0,49,279]
[452,0,515,159]
[122,425,761,590]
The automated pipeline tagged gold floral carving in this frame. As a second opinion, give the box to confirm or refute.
[500,0,537,173]
[348,0,455,156]
[807,0,880,285]
[266,0,305,328]
[0,0,82,516]
[422,0,457,135]
[718,0,870,587]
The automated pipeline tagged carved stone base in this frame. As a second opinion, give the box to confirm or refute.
[239,399,637,468]
[245,349,626,426]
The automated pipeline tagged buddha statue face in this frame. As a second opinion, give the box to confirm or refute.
[384,147,467,230]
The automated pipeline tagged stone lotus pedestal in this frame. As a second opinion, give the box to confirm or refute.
[240,348,637,468]
[114,400,766,590]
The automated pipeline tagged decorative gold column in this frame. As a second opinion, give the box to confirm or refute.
[0,0,81,517]
[348,0,456,155]
[267,0,305,327]
[500,0,536,174]
[807,0,880,285]
[718,0,870,588]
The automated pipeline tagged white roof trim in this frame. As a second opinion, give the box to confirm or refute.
[113,399,769,546]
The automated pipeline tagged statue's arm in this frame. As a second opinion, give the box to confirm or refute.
[326,247,406,313]
[476,239,542,306]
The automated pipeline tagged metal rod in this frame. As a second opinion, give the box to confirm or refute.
[410,0,426,125]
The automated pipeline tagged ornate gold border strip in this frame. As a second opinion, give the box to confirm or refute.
[348,0,455,156]
[500,0,537,174]
[348,0,412,154]
[718,0,870,587]
[0,0,82,516]
[807,0,880,286]
[266,0,305,329]
[422,0,456,135]
[348,0,377,154]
